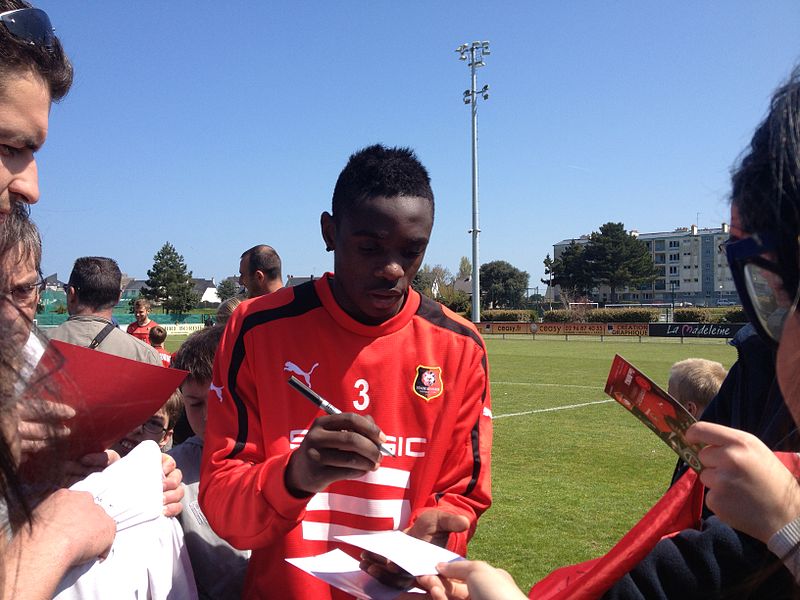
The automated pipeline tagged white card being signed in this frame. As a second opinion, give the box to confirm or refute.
[286,549,423,599]
[337,530,463,576]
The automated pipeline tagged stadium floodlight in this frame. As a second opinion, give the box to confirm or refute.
[455,40,490,324]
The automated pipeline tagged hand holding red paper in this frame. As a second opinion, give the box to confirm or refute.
[686,421,800,543]
[21,339,188,461]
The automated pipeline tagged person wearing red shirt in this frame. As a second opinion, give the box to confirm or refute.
[127,298,158,343]
[200,145,493,599]
[148,325,172,368]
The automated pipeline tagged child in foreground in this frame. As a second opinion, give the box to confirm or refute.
[167,325,250,599]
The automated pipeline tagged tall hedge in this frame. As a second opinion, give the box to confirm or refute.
[585,308,661,323]
[674,308,712,323]
[480,309,532,322]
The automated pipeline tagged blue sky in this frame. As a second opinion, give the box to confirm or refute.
[31,1,800,291]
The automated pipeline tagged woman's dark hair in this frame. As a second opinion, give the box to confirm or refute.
[732,66,800,300]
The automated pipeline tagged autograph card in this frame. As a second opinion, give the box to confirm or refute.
[604,354,704,472]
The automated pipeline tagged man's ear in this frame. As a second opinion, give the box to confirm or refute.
[686,401,698,418]
[320,211,336,252]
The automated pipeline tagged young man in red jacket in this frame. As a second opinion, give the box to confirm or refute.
[200,144,493,599]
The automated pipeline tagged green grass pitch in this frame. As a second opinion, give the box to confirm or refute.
[471,336,737,591]
[166,332,737,591]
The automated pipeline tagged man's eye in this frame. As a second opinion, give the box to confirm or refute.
[0,145,17,158]
[358,245,379,254]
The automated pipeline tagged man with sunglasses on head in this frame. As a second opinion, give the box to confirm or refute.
[0,0,72,224]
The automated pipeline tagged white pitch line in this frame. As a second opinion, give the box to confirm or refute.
[493,399,614,419]
[492,381,598,390]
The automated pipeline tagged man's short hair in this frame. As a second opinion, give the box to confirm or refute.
[331,144,434,224]
[171,324,224,384]
[148,325,167,346]
[0,1,73,101]
[0,202,41,277]
[668,358,728,412]
[241,245,282,281]
[133,298,151,311]
[68,257,121,311]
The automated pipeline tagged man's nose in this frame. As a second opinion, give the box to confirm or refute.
[376,259,404,281]
[9,156,40,205]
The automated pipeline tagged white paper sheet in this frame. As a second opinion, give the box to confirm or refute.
[69,439,163,531]
[337,530,463,576]
[286,549,423,600]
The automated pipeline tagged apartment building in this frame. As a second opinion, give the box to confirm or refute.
[549,223,739,306]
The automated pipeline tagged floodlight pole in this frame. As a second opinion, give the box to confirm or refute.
[457,41,490,323]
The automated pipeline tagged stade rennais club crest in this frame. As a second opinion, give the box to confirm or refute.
[412,366,444,401]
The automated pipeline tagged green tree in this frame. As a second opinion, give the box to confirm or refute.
[583,222,658,302]
[542,243,593,298]
[142,242,199,315]
[480,260,529,308]
[457,256,471,280]
[412,264,452,298]
[216,278,239,302]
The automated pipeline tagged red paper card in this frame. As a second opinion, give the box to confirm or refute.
[604,354,704,472]
[21,339,188,460]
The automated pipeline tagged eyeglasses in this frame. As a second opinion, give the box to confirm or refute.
[726,234,799,345]
[0,8,55,49]
[0,277,44,308]
[141,418,168,437]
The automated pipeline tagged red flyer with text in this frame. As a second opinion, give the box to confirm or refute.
[604,354,704,472]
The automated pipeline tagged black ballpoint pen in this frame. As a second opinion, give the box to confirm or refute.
[287,376,396,457]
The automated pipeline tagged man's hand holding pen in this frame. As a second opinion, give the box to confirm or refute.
[284,412,387,497]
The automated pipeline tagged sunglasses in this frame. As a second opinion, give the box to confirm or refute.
[0,7,54,49]
[725,234,799,345]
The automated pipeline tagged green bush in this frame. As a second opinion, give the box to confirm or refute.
[586,308,660,323]
[720,307,747,323]
[480,309,532,322]
[674,308,712,322]
[543,309,576,323]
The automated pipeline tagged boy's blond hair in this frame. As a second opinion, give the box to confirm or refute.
[668,358,728,416]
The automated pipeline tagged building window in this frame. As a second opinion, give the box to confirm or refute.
[669,240,679,248]
[654,240,665,251]
[669,253,680,261]
[669,266,678,275]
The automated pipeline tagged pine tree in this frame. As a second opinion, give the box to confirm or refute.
[584,222,658,302]
[142,242,199,315]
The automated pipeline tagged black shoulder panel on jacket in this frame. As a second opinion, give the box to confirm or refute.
[226,282,322,458]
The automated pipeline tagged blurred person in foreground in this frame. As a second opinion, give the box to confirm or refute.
[414,66,800,600]
[0,0,72,223]
[0,205,115,598]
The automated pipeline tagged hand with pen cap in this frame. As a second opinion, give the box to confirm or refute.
[284,412,385,497]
